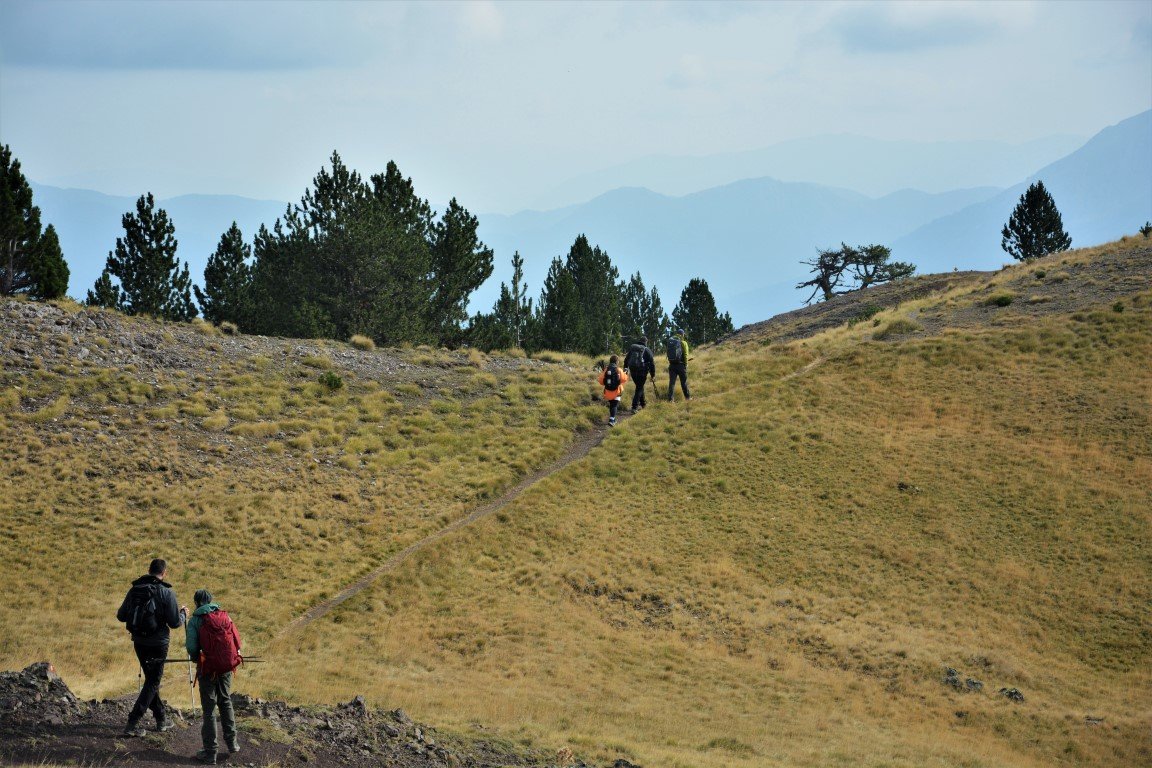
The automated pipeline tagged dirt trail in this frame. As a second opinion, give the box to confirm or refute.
[279,421,614,636]
[280,355,825,637]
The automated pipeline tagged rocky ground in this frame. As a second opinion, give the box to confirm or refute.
[0,663,635,768]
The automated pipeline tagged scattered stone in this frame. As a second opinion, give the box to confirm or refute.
[999,687,1025,702]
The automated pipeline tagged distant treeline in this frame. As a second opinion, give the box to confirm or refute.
[3,144,734,354]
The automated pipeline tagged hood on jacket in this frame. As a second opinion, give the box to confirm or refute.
[131,574,173,589]
[193,602,220,617]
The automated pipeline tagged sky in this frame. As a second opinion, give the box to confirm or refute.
[1,0,1150,214]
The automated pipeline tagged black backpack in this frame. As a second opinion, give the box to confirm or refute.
[666,337,684,364]
[625,344,646,372]
[125,583,161,637]
[603,364,621,391]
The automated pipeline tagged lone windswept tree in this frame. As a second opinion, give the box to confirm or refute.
[672,277,733,345]
[797,243,913,304]
[88,193,196,320]
[1001,180,1072,262]
[1,144,69,299]
[194,222,252,324]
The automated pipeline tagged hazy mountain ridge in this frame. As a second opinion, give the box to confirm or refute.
[27,112,1148,327]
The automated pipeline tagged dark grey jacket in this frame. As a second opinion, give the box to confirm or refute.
[117,575,182,647]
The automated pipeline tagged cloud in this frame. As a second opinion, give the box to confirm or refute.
[0,0,395,70]
[458,0,504,42]
[824,2,1020,54]
[666,54,709,90]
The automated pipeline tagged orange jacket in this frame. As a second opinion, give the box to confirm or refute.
[598,364,629,400]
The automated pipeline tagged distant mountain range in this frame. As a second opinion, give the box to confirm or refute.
[31,111,1149,327]
[529,133,1085,211]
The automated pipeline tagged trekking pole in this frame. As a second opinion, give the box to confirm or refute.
[187,658,195,711]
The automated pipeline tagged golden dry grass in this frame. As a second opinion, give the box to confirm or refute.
[1,240,1149,767]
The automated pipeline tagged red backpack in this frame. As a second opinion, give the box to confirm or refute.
[198,609,242,677]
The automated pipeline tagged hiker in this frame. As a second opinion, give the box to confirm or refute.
[666,329,691,402]
[598,354,629,426]
[116,558,185,736]
[186,588,243,764]
[624,335,657,413]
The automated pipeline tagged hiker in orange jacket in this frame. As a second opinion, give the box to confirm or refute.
[598,354,629,426]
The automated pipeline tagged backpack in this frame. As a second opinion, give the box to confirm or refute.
[198,609,242,677]
[603,364,621,391]
[625,344,646,372]
[666,337,684,364]
[125,583,161,637]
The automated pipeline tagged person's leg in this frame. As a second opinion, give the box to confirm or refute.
[630,376,641,411]
[128,644,166,726]
[678,366,691,399]
[667,369,676,401]
[636,373,647,408]
[608,399,619,423]
[218,673,238,752]
[200,674,219,756]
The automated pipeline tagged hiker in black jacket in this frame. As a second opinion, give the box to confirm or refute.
[625,336,657,413]
[116,558,185,736]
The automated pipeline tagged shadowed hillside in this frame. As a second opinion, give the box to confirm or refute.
[1,236,1149,767]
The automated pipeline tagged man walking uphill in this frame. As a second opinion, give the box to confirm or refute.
[116,558,185,736]
[186,588,242,764]
[624,336,656,413]
[666,329,691,402]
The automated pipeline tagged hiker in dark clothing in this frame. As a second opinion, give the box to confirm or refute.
[625,336,657,413]
[666,330,691,402]
[116,558,185,736]
[186,588,242,764]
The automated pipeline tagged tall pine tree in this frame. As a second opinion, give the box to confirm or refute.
[428,199,494,345]
[90,193,196,320]
[672,278,733,345]
[194,222,252,324]
[1001,180,1072,262]
[1,145,69,299]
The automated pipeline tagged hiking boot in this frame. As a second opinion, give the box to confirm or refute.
[226,738,240,754]
[196,749,217,764]
[608,417,616,426]
[123,721,147,737]
[156,718,175,732]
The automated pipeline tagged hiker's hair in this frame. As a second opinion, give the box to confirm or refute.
[640,336,648,345]
[148,558,167,575]
[194,589,214,607]
[609,354,618,364]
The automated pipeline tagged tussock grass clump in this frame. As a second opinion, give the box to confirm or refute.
[349,334,375,351]
[872,317,921,339]
[984,291,1018,307]
[191,317,221,336]
[220,321,239,336]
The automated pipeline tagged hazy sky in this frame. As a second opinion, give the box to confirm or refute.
[2,0,1149,213]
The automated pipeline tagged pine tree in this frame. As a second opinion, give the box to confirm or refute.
[1001,180,1072,262]
[564,234,621,354]
[96,193,196,320]
[86,270,120,309]
[535,256,582,352]
[194,222,252,324]
[27,224,70,300]
[1,145,69,299]
[620,272,669,344]
[428,198,494,345]
[672,278,734,345]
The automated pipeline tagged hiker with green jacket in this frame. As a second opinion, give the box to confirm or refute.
[186,589,242,764]
[666,330,691,402]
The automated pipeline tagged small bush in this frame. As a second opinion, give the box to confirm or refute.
[1140,221,1151,238]
[872,318,921,340]
[220,321,239,336]
[1112,301,1125,313]
[1034,270,1047,280]
[319,371,344,391]
[985,292,1017,307]
[467,348,485,367]
[350,334,376,351]
[848,304,884,328]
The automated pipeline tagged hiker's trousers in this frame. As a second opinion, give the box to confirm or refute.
[199,671,236,753]
[667,362,690,401]
[630,370,649,410]
[128,642,168,724]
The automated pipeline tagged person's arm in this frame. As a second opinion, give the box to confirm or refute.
[646,349,656,376]
[620,369,629,384]
[682,339,690,360]
[185,614,201,659]
[115,589,132,624]
[163,588,183,629]
[598,370,606,386]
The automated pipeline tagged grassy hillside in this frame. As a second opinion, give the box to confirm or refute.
[2,237,1149,767]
